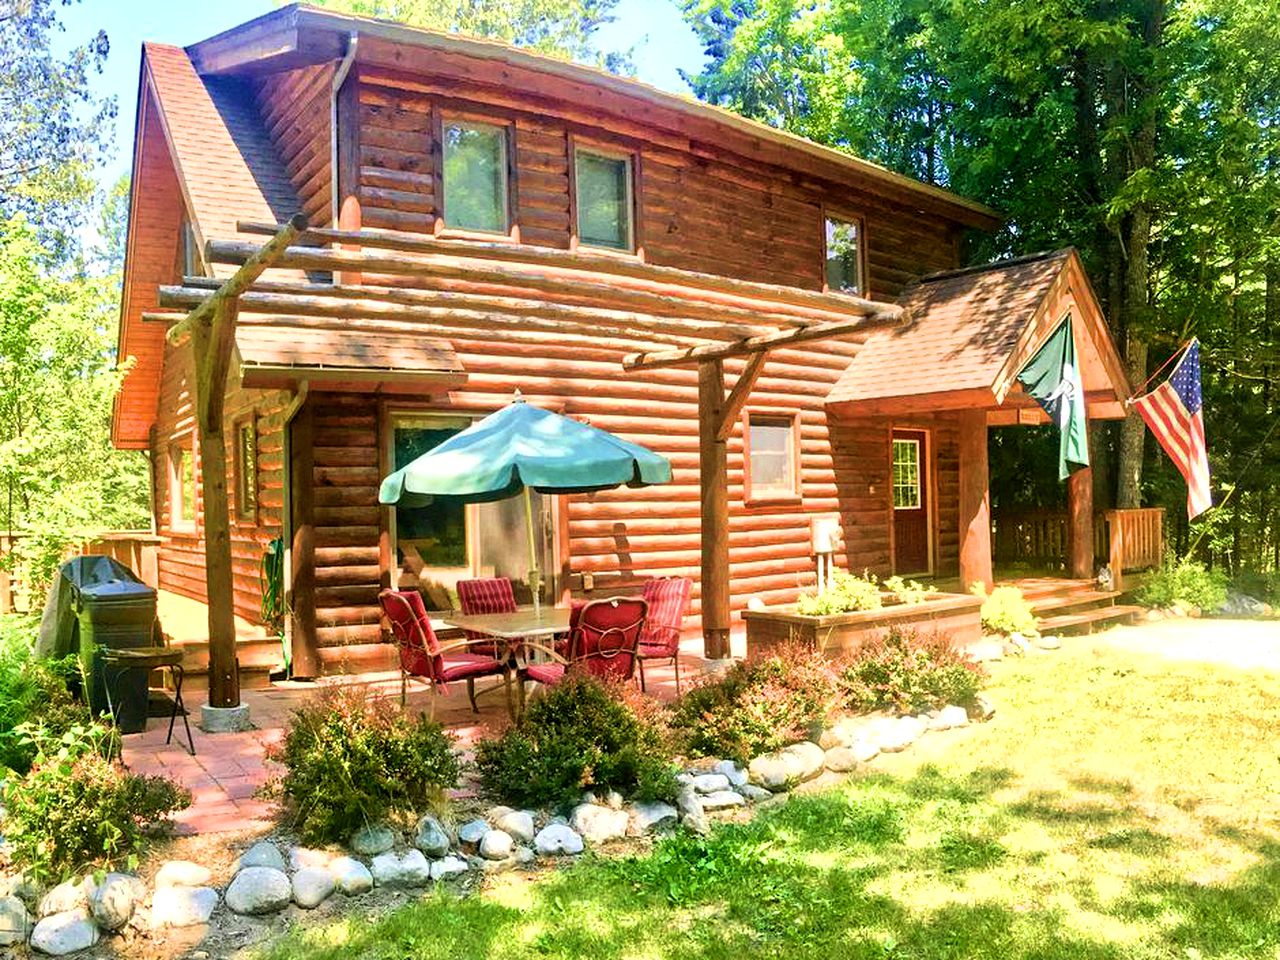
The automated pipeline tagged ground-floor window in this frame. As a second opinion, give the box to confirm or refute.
[168,439,196,532]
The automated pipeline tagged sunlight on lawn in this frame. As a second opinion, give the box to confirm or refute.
[257,641,1280,960]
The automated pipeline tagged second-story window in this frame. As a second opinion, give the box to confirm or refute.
[575,149,633,251]
[442,120,509,234]
[825,216,864,295]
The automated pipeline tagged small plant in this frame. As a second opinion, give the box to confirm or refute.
[970,584,1038,636]
[476,675,676,809]
[796,569,884,616]
[2,722,189,882]
[1137,555,1228,612]
[838,627,983,714]
[0,618,95,775]
[269,686,460,844]
[670,643,841,763]
[883,576,938,605]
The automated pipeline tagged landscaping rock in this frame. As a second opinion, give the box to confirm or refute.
[1,871,40,906]
[430,855,470,881]
[495,809,536,844]
[327,857,373,896]
[1218,591,1269,617]
[236,841,287,874]
[700,790,746,810]
[29,908,98,956]
[89,874,141,932]
[457,819,490,849]
[350,823,397,856]
[819,715,879,750]
[1034,634,1062,651]
[37,878,90,919]
[738,784,773,803]
[879,716,925,753]
[225,866,292,916]
[929,705,970,731]
[291,867,335,909]
[370,850,432,887]
[823,746,862,773]
[965,638,1005,662]
[150,887,218,928]
[675,785,710,835]
[684,756,723,774]
[747,753,791,791]
[970,695,996,722]
[782,740,826,778]
[570,803,629,844]
[288,847,332,871]
[628,801,678,835]
[749,740,825,791]
[480,829,515,861]
[690,773,731,794]
[534,823,584,856]
[0,895,30,946]
[515,846,536,866]
[414,815,452,857]
[155,860,212,889]
[717,761,749,787]
[604,789,625,810]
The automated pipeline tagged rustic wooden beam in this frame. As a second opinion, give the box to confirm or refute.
[289,398,320,678]
[623,311,898,371]
[698,359,731,660]
[957,408,993,593]
[716,353,767,442]
[237,219,892,321]
[1067,466,1094,580]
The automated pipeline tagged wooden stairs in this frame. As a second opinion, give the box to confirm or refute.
[1013,578,1144,635]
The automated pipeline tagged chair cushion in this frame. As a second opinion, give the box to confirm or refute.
[637,641,677,659]
[523,662,566,686]
[439,654,507,683]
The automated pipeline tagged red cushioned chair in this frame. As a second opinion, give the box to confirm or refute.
[379,589,511,716]
[635,577,692,695]
[456,577,520,657]
[522,596,648,690]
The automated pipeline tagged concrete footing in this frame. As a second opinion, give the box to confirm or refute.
[200,703,252,733]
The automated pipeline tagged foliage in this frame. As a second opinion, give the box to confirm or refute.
[669,643,840,763]
[0,616,94,775]
[269,686,461,843]
[1136,555,1229,612]
[475,675,676,808]
[837,626,983,714]
[971,583,1038,636]
[794,569,883,615]
[882,575,937,605]
[1,721,188,882]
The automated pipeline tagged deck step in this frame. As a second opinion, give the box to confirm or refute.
[1039,604,1144,635]
[1029,589,1121,615]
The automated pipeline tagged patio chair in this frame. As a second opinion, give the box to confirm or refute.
[378,589,512,716]
[456,577,520,657]
[635,577,692,695]
[522,597,648,689]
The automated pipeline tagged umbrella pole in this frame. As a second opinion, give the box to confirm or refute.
[523,486,541,615]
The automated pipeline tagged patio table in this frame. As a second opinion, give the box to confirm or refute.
[441,606,571,663]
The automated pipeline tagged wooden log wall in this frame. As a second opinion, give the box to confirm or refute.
[255,63,335,230]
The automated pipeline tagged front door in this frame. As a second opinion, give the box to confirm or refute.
[892,429,931,575]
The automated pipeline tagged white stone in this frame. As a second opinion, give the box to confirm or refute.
[430,855,470,881]
[236,840,287,873]
[713,760,749,787]
[628,801,678,835]
[479,829,514,861]
[738,784,773,803]
[414,815,452,857]
[823,746,862,773]
[155,860,212,889]
[89,873,141,932]
[291,867,335,909]
[699,790,745,810]
[29,908,98,956]
[0,895,30,946]
[748,740,825,791]
[225,866,292,915]
[675,785,709,835]
[150,887,218,928]
[879,716,924,753]
[690,773,731,794]
[603,789,625,810]
[37,878,90,919]
[370,850,431,887]
[288,846,332,871]
[495,809,536,844]
[971,695,996,721]
[534,823,584,856]
[1034,634,1062,651]
[930,705,970,731]
[350,823,397,856]
[569,803,629,843]
[456,819,490,848]
[965,638,1005,662]
[327,857,373,896]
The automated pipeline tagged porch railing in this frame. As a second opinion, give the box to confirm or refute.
[1103,507,1165,589]
[992,507,1164,587]
[0,531,162,615]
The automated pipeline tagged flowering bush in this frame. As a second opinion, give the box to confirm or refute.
[971,584,1038,636]
[670,644,841,763]
[795,570,884,616]
[838,627,984,714]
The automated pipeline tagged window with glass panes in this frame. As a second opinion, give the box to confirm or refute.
[170,442,196,529]
[236,420,257,521]
[891,438,921,509]
[747,414,797,499]
[575,150,633,251]
[825,217,864,295]
[442,121,509,233]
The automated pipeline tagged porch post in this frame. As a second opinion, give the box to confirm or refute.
[958,409,993,592]
[698,359,731,659]
[1067,466,1094,580]
[289,398,320,678]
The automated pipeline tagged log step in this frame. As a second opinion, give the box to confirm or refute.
[1039,604,1143,635]
[1029,589,1121,615]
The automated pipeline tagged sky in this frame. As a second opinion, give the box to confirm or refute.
[60,0,707,188]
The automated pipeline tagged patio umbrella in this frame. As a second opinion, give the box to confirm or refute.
[379,396,672,612]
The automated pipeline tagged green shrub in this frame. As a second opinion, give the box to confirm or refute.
[475,675,676,809]
[1137,556,1229,611]
[269,686,460,844]
[1,722,189,882]
[795,570,884,616]
[883,575,938,605]
[0,617,94,775]
[971,584,1038,635]
[838,627,984,714]
[670,644,841,763]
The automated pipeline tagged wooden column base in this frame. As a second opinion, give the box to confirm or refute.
[1067,466,1095,580]
[958,409,993,593]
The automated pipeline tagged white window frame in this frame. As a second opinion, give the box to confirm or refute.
[823,214,866,296]
[573,145,635,253]
[169,439,197,533]
[891,437,922,511]
[441,119,511,236]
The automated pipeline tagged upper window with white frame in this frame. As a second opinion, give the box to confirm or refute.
[825,216,864,295]
[574,149,634,251]
[441,120,509,234]
[746,413,799,501]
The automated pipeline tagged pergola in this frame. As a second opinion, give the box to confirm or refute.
[148,218,903,708]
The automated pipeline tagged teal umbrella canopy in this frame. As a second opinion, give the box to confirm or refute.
[379,399,672,507]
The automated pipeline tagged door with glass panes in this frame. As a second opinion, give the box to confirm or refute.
[388,413,556,609]
[891,429,931,575]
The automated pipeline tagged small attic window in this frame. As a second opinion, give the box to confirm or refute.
[180,218,201,278]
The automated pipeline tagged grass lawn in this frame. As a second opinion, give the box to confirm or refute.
[258,638,1280,960]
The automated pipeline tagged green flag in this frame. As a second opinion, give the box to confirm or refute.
[1016,316,1089,480]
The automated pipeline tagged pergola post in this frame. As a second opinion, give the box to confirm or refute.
[698,359,731,659]
[1067,466,1094,580]
[958,409,993,593]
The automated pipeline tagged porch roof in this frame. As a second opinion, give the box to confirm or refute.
[234,325,465,389]
[826,249,1131,421]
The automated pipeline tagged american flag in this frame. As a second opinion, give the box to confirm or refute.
[1133,340,1212,519]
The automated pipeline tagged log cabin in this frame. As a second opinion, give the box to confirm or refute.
[113,4,1140,690]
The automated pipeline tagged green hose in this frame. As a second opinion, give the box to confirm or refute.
[260,538,288,670]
